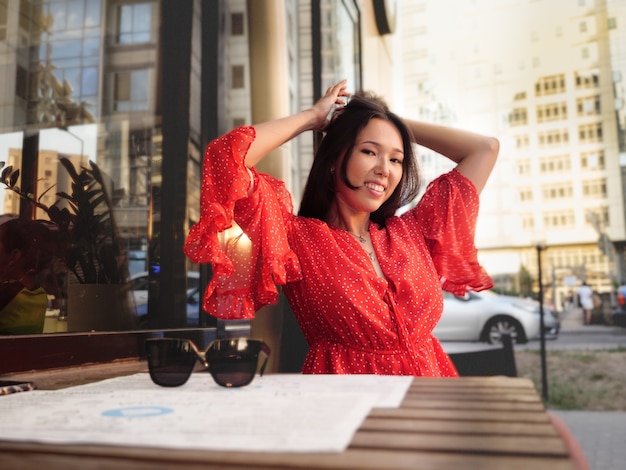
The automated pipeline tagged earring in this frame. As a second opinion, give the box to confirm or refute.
[330,168,335,174]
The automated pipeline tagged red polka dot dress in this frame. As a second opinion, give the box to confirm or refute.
[185,126,493,377]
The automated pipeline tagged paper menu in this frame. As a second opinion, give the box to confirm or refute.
[0,374,411,453]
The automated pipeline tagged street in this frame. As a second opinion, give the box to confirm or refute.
[518,306,626,351]
[517,324,626,351]
[440,308,626,354]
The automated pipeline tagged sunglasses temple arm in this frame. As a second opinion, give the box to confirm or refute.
[259,344,271,376]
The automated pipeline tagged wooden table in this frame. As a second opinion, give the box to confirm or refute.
[0,361,576,469]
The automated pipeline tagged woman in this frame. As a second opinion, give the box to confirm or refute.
[185,80,499,376]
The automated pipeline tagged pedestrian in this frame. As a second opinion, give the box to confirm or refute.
[577,282,594,325]
[185,80,499,376]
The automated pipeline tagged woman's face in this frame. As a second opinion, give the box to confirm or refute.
[334,118,404,215]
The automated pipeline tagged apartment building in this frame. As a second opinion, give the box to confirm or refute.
[398,0,626,308]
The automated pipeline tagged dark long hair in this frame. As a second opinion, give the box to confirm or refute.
[298,92,421,226]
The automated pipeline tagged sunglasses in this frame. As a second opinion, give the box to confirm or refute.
[145,337,270,388]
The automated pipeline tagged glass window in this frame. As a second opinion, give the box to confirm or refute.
[82,66,99,95]
[0,0,7,41]
[0,0,367,378]
[117,2,152,44]
[231,12,244,35]
[113,69,149,112]
[232,65,244,89]
[85,0,102,27]
[67,0,85,29]
[318,0,361,92]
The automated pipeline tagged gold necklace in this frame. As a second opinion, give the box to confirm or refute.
[346,231,376,261]
[347,231,367,243]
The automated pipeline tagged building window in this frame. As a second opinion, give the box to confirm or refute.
[581,150,605,170]
[0,0,7,41]
[508,107,527,127]
[581,47,589,59]
[231,65,245,89]
[518,188,533,202]
[608,17,617,30]
[542,183,573,200]
[579,123,603,143]
[516,159,531,176]
[579,21,587,33]
[535,74,566,96]
[538,129,569,147]
[576,95,601,115]
[521,214,535,230]
[575,71,599,89]
[537,102,568,123]
[544,211,575,229]
[540,155,571,173]
[515,134,529,149]
[112,69,150,112]
[231,12,244,35]
[116,2,152,44]
[316,0,362,93]
[582,179,607,198]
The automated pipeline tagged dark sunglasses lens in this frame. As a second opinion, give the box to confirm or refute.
[206,339,263,387]
[146,339,197,387]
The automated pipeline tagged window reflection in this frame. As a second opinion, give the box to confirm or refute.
[1,0,361,339]
[319,0,361,93]
[113,70,150,112]
[0,0,176,335]
[116,2,152,44]
[0,1,7,41]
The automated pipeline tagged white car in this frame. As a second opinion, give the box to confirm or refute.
[434,290,559,344]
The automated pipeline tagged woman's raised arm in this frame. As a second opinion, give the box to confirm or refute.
[403,119,499,193]
[245,80,350,168]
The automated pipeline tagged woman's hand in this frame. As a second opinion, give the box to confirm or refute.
[245,80,350,169]
[309,80,350,132]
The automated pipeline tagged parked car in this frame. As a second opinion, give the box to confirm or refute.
[434,290,560,344]
[130,271,200,319]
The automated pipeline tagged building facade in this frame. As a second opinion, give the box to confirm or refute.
[398,0,626,310]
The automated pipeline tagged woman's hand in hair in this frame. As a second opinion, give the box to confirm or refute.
[246,80,350,168]
[309,80,350,132]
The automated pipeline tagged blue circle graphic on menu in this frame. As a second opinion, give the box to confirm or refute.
[102,406,174,418]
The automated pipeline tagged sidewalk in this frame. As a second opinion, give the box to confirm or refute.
[549,409,626,470]
[545,308,626,470]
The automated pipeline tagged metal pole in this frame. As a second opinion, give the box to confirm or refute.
[537,244,549,401]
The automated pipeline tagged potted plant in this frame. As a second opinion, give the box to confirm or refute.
[1,158,136,331]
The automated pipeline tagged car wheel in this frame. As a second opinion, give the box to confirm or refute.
[481,316,527,344]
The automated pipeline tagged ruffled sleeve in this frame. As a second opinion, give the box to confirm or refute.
[412,169,493,295]
[184,126,301,319]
